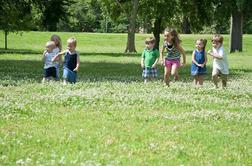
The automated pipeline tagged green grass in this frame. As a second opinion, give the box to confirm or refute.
[0,31,252,165]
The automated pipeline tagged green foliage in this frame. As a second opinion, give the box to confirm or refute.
[0,0,32,32]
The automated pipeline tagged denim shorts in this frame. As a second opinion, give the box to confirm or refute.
[63,67,77,83]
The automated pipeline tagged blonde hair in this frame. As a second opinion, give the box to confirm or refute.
[50,34,62,51]
[212,34,223,44]
[45,41,55,48]
[67,37,77,46]
[164,27,181,48]
[197,38,207,49]
[145,37,156,44]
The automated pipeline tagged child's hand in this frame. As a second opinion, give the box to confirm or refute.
[198,64,204,68]
[160,59,164,66]
[141,63,145,68]
[73,67,79,72]
[207,50,213,56]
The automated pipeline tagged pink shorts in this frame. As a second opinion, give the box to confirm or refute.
[164,59,180,68]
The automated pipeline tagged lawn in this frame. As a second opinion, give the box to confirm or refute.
[0,32,252,165]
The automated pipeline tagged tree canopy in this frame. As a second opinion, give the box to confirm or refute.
[0,0,251,52]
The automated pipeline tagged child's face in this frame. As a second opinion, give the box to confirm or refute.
[164,31,173,43]
[67,42,76,51]
[196,40,204,50]
[212,38,221,49]
[146,42,154,49]
[46,45,54,52]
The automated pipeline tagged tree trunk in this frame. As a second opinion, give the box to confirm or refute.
[153,17,162,50]
[230,9,243,53]
[181,16,191,34]
[124,0,139,53]
[4,30,8,50]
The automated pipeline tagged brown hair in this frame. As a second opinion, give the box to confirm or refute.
[212,34,223,44]
[145,37,156,44]
[50,34,62,51]
[197,38,207,49]
[164,27,181,48]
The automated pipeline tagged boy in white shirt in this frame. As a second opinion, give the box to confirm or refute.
[208,34,229,88]
[42,41,59,83]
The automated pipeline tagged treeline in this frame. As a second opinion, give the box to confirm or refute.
[28,0,252,34]
[1,0,252,52]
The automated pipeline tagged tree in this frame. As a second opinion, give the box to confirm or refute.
[139,0,176,50]
[215,0,252,52]
[33,0,73,31]
[102,0,139,53]
[229,0,252,52]
[0,0,32,50]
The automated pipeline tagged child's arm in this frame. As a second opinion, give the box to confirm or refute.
[141,50,145,68]
[191,50,199,66]
[152,58,159,68]
[152,50,159,68]
[42,50,47,61]
[207,49,223,60]
[178,45,186,66]
[141,57,145,68]
[52,50,66,62]
[73,53,80,72]
[202,51,208,66]
[160,46,165,66]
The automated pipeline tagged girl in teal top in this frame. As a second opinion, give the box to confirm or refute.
[160,28,186,86]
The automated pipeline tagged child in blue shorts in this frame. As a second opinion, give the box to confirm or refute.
[141,37,159,83]
[52,37,80,84]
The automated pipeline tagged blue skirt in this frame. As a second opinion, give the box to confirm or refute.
[191,63,207,76]
[63,67,77,83]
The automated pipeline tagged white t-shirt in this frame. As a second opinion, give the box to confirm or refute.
[44,51,58,69]
[212,46,229,74]
[53,47,60,54]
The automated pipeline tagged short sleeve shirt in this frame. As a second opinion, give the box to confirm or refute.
[142,48,159,68]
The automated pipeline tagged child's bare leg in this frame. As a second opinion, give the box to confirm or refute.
[164,67,171,86]
[42,77,46,83]
[171,65,179,81]
[144,78,149,84]
[212,68,220,88]
[221,75,227,88]
[212,74,219,88]
[198,75,204,85]
[63,79,67,85]
[194,75,199,85]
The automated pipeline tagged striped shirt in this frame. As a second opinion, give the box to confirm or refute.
[163,42,181,60]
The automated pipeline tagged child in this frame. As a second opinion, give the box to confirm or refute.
[191,39,208,86]
[42,41,58,82]
[141,37,159,83]
[50,34,62,79]
[160,28,186,86]
[52,37,80,84]
[208,34,229,88]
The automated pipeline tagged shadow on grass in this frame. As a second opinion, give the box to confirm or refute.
[0,48,194,57]
[0,59,251,86]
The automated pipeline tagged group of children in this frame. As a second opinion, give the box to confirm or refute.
[42,27,229,88]
[141,27,229,88]
[42,35,80,84]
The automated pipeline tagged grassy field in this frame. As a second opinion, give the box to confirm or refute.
[0,31,252,165]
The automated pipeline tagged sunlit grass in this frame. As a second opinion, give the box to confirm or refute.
[0,32,251,165]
